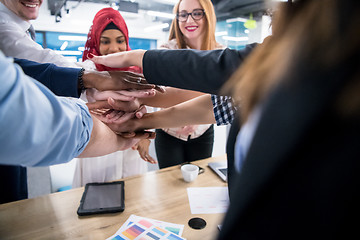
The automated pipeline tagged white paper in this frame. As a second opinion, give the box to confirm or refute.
[187,187,229,214]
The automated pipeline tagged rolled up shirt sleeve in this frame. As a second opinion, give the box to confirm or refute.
[0,53,93,167]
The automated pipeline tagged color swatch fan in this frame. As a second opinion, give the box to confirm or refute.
[107,215,185,240]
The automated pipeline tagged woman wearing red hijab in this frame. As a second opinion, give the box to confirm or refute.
[82,7,141,73]
[73,8,155,188]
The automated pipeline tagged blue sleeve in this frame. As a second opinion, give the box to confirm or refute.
[14,58,81,98]
[0,53,93,167]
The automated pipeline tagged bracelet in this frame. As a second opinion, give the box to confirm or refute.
[78,68,86,91]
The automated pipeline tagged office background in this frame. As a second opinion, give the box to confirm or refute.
[27,0,271,198]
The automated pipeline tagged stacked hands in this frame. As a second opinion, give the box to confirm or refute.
[85,69,164,163]
[85,52,201,162]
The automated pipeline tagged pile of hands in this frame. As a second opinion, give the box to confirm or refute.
[87,70,164,163]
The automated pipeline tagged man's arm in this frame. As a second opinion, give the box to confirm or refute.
[99,94,216,134]
[138,87,203,108]
[143,46,257,95]
[0,53,150,167]
[14,58,159,99]
[90,45,257,95]
[14,58,81,97]
[77,115,152,158]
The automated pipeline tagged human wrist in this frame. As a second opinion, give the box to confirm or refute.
[140,112,158,130]
[77,68,86,95]
[81,70,100,89]
[127,50,145,68]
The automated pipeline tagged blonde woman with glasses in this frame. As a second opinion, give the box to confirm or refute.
[153,0,224,169]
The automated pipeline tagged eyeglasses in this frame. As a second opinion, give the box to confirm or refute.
[176,9,205,22]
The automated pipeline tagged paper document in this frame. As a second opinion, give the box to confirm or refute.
[187,187,229,214]
[107,214,185,240]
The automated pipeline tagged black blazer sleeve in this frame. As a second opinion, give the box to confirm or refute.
[143,44,257,95]
[14,58,81,98]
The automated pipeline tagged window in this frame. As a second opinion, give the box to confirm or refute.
[36,31,157,62]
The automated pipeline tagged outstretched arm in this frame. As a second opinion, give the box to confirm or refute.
[89,50,146,69]
[14,57,159,98]
[90,45,258,95]
[0,54,154,167]
[78,115,154,158]
[137,94,216,128]
[139,87,203,108]
[98,94,216,134]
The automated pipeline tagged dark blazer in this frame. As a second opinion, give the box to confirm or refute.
[14,58,81,98]
[143,46,360,239]
[143,45,257,95]
[218,53,360,239]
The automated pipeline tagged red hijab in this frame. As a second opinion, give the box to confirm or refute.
[82,8,142,73]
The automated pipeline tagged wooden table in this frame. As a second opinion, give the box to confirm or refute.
[0,155,228,240]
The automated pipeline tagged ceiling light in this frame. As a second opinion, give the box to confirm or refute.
[222,36,249,42]
[54,50,83,55]
[147,11,174,19]
[153,0,178,5]
[244,13,257,29]
[58,35,87,41]
[60,41,68,51]
[111,5,119,10]
[144,23,170,32]
[215,31,228,37]
[226,17,247,23]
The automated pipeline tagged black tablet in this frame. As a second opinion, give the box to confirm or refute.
[77,181,125,216]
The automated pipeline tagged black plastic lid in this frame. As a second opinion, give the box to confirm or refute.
[188,217,207,230]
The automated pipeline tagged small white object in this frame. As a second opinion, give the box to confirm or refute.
[181,164,199,182]
[187,187,229,214]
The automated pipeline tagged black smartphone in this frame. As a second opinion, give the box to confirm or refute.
[77,181,125,216]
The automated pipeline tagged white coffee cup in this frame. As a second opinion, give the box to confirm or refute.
[181,164,199,182]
